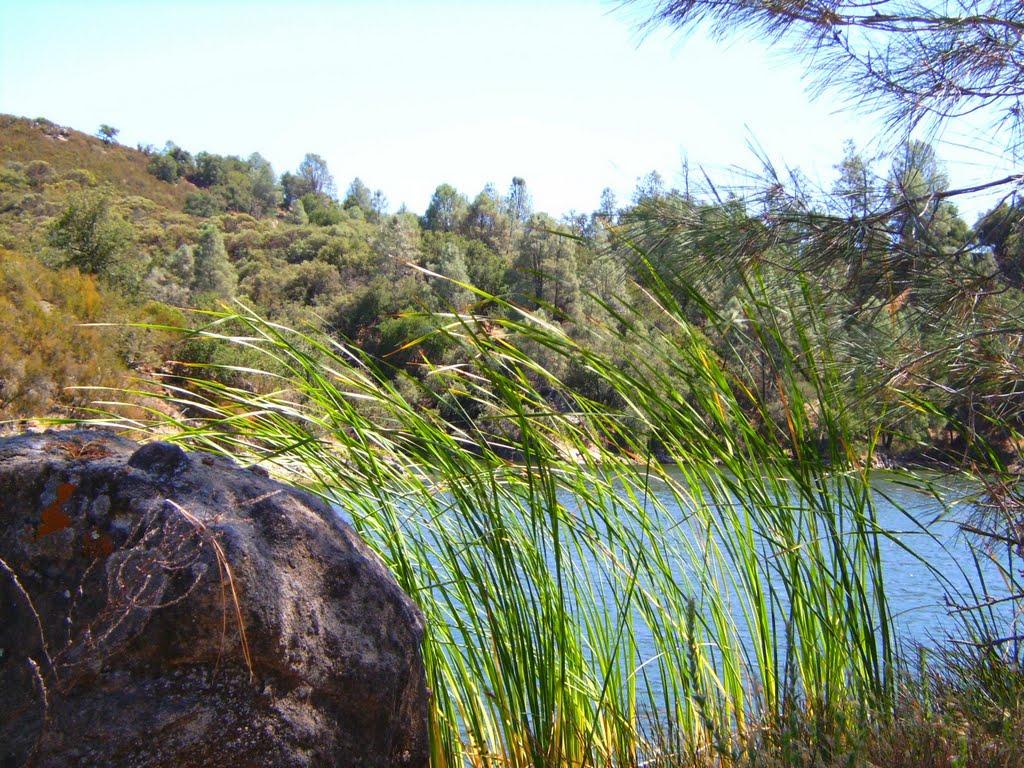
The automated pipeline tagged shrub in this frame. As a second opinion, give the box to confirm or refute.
[184,191,223,218]
[47,191,134,278]
[62,168,98,187]
[25,160,56,189]
[147,153,179,183]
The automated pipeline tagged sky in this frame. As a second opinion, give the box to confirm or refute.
[0,0,1016,220]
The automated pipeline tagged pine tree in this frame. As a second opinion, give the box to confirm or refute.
[424,184,468,232]
[286,199,309,225]
[192,226,237,298]
[429,240,473,308]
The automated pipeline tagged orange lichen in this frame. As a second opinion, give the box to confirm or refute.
[36,482,76,538]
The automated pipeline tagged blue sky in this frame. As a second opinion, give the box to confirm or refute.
[0,0,1014,220]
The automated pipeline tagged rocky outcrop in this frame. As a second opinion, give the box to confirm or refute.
[0,430,428,767]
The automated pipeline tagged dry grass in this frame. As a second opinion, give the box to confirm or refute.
[658,653,1024,768]
[0,248,129,420]
[0,114,196,210]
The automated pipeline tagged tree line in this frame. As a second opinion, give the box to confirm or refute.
[0,119,1009,464]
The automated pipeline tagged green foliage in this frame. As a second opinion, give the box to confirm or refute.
[342,177,373,213]
[165,143,195,178]
[9,105,1024,766]
[280,260,342,305]
[46,190,135,280]
[183,190,222,217]
[6,109,1021,463]
[507,175,532,224]
[63,168,97,187]
[192,225,236,298]
[280,171,310,207]
[297,153,335,198]
[25,159,56,188]
[150,149,280,218]
[0,116,194,210]
[92,285,941,767]
[246,153,279,216]
[5,0,1022,759]
[285,198,308,225]
[118,299,190,370]
[300,193,343,226]
[632,169,665,204]
[423,183,468,232]
[425,238,472,307]
[147,152,179,183]
[464,183,509,249]
[370,189,388,219]
[187,151,227,188]
[597,186,618,224]
[976,200,1024,289]
[462,238,509,298]
[145,243,195,305]
[97,124,119,144]
[146,147,183,186]
[511,213,581,317]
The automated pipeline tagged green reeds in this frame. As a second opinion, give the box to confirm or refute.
[83,270,946,767]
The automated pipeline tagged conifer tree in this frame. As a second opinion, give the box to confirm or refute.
[429,240,473,307]
[424,184,468,232]
[192,226,237,298]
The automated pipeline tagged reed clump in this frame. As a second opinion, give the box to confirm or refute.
[79,264,1020,767]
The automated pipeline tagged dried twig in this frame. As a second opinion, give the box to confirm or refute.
[164,499,254,680]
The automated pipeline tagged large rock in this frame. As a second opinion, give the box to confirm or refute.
[0,430,428,767]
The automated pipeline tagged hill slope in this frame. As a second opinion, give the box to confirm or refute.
[0,115,196,210]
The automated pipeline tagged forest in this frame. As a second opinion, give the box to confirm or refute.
[1,112,1021,468]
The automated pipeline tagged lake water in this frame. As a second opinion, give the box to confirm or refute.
[859,472,1014,646]
[612,467,1019,658]
[337,465,1021,698]
[553,466,1022,710]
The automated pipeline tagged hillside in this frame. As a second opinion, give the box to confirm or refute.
[0,114,196,210]
[0,112,1020,465]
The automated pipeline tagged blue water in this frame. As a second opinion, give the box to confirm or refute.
[336,466,1021,699]
[615,468,1019,657]
[863,473,1012,647]
[550,466,1022,712]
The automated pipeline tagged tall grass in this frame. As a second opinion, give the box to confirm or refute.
[85,267,955,767]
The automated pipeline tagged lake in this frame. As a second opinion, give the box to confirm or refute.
[335,463,1021,712]
[641,467,1018,651]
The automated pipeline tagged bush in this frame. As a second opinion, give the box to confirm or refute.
[184,191,223,217]
[46,191,135,279]
[300,193,344,226]
[25,160,55,189]
[119,300,189,370]
[0,165,27,190]
[62,168,98,187]
[147,153,179,183]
